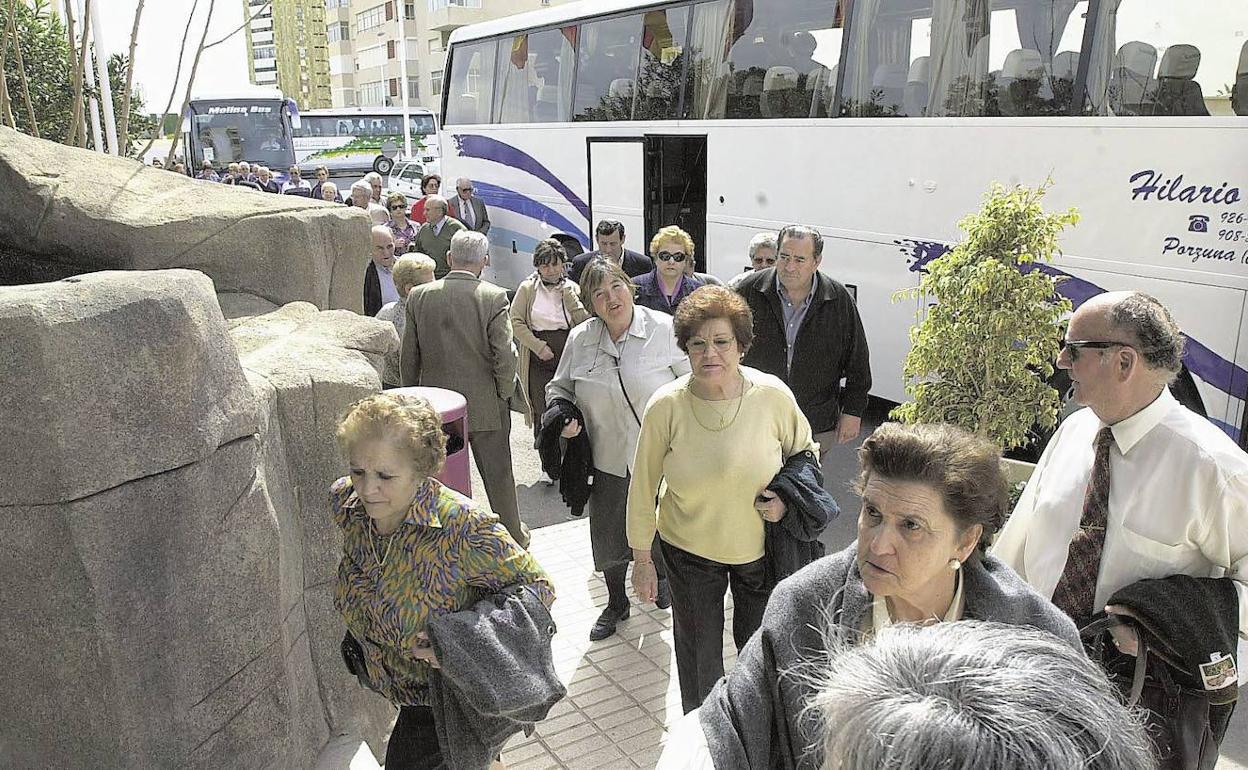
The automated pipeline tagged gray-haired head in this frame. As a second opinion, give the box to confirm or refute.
[808,621,1157,770]
[777,224,824,259]
[1105,291,1186,379]
[748,232,778,259]
[350,180,372,195]
[449,230,489,270]
[424,194,448,215]
[363,171,383,184]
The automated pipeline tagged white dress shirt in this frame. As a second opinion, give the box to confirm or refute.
[546,306,690,477]
[993,388,1248,645]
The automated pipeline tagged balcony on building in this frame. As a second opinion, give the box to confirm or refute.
[426,0,484,32]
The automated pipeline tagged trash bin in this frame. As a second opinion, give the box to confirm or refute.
[391,386,471,497]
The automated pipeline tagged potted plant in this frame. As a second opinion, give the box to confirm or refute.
[891,181,1079,496]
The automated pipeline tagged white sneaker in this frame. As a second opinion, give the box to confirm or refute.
[538,472,555,486]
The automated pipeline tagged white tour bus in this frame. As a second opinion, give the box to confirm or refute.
[182,88,300,181]
[438,0,1248,443]
[293,106,441,176]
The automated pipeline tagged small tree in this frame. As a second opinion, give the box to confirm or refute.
[891,181,1079,452]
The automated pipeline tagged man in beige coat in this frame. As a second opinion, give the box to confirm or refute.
[400,230,528,547]
[412,195,467,279]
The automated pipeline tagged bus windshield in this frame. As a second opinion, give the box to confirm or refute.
[187,99,295,170]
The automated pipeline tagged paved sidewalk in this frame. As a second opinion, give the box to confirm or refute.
[501,518,735,770]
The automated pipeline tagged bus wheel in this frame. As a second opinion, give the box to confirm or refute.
[373,155,395,175]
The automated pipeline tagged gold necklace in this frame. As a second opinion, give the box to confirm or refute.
[369,524,398,567]
[686,373,747,432]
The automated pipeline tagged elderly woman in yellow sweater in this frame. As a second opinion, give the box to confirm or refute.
[627,285,817,714]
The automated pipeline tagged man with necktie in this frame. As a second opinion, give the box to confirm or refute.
[448,177,491,235]
[993,291,1248,766]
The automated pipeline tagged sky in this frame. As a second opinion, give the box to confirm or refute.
[98,1,251,114]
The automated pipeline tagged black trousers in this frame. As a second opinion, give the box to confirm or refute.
[660,538,769,714]
[384,704,443,770]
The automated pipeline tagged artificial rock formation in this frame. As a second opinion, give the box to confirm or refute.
[0,126,367,312]
[0,270,399,768]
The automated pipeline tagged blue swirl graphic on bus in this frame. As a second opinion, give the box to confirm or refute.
[452,134,591,223]
[895,237,1248,438]
[474,181,589,246]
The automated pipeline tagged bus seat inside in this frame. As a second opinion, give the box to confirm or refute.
[903,56,930,117]
[1109,41,1158,115]
[1154,44,1208,116]
[760,66,799,117]
[871,63,907,115]
[998,48,1044,116]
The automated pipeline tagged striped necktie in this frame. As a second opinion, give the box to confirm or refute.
[1050,426,1114,624]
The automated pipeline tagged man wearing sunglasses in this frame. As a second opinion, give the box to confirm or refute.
[735,224,872,466]
[448,177,491,235]
[994,291,1248,761]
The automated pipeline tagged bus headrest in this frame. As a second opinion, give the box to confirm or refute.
[764,67,799,92]
[1053,51,1078,81]
[1159,44,1201,80]
[1116,41,1158,78]
[1002,49,1043,80]
[907,56,930,85]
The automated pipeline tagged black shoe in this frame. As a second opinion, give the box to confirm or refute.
[589,604,630,641]
[655,578,672,610]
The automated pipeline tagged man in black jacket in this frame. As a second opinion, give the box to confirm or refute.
[735,225,871,463]
[568,220,652,282]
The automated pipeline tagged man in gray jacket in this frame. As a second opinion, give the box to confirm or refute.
[401,230,528,547]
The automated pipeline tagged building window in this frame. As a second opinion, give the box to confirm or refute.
[428,0,482,10]
[359,80,386,105]
[390,78,400,97]
[327,21,350,43]
[356,5,385,33]
[388,40,396,59]
[408,78,421,100]
[428,39,442,55]
[252,45,277,60]
[430,69,444,100]
[405,3,417,19]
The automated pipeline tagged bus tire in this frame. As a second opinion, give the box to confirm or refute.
[373,155,395,175]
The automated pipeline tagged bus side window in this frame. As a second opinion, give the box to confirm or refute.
[1085,1,1244,117]
[445,40,498,125]
[573,15,642,121]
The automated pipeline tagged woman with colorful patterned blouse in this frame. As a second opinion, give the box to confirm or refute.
[332,392,555,770]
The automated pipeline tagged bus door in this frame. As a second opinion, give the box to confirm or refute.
[587,135,708,270]
[588,138,646,252]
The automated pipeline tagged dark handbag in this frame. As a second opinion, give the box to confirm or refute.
[1081,616,1221,769]
[341,630,380,693]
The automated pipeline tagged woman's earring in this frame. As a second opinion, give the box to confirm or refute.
[948,558,961,571]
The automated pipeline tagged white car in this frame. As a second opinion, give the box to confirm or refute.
[388,159,441,204]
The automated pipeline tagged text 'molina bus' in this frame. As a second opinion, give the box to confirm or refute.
[437,0,1248,444]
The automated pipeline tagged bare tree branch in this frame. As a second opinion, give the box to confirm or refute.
[204,0,268,51]
[118,0,145,154]
[0,1,15,128]
[165,0,215,168]
[137,0,200,161]
[71,0,92,147]
[7,0,38,137]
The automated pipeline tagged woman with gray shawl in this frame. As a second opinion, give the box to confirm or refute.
[660,422,1081,768]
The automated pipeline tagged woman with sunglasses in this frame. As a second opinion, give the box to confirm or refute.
[409,173,442,224]
[634,225,705,315]
[386,192,417,253]
[628,285,817,714]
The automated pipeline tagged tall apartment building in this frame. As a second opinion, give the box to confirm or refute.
[243,0,333,109]
[328,0,571,110]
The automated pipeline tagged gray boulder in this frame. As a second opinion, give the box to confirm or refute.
[0,269,258,506]
[0,271,400,767]
[0,126,368,312]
